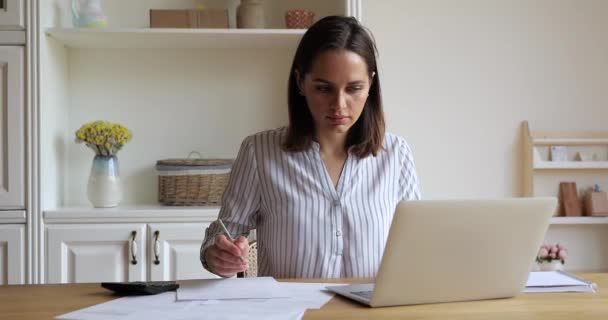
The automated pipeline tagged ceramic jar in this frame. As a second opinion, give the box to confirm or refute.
[537,260,564,271]
[87,155,122,207]
[237,0,265,28]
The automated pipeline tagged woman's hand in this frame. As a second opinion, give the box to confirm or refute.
[204,235,249,277]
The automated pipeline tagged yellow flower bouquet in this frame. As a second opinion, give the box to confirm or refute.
[75,121,132,156]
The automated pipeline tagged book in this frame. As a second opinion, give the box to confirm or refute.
[524,271,597,293]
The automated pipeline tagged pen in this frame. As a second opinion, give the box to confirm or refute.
[217,219,247,263]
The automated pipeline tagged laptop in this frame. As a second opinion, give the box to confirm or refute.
[326,198,557,307]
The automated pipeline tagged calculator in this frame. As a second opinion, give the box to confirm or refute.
[101,281,179,295]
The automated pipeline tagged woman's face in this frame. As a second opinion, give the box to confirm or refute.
[298,49,372,138]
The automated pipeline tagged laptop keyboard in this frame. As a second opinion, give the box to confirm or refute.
[352,290,373,300]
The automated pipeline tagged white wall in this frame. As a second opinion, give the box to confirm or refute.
[47,0,608,204]
[364,0,608,198]
[66,48,291,205]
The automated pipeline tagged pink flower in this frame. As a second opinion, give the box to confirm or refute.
[550,253,557,259]
[542,244,551,251]
[538,248,549,258]
[558,250,568,260]
[550,245,558,254]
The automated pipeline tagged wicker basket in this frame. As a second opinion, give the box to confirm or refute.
[156,156,234,206]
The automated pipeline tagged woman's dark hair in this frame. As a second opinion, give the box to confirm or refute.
[282,15,385,158]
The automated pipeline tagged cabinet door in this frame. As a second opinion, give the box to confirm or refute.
[46,224,147,284]
[149,223,218,281]
[0,223,24,284]
[0,0,24,29]
[0,46,24,209]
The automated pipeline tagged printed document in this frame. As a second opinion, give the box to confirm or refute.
[525,271,596,293]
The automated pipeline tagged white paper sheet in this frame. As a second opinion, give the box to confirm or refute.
[57,282,339,320]
[56,292,181,320]
[180,282,340,311]
[524,271,596,293]
[176,277,291,301]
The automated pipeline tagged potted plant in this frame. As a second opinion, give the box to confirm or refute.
[535,243,567,271]
[75,121,132,207]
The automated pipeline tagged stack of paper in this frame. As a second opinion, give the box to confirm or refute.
[524,271,597,293]
[177,277,291,300]
[56,277,341,320]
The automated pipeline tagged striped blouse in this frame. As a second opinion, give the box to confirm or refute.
[200,127,421,278]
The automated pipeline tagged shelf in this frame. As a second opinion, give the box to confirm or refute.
[44,205,221,224]
[533,138,608,145]
[45,28,305,49]
[550,217,608,225]
[0,210,26,224]
[533,161,608,170]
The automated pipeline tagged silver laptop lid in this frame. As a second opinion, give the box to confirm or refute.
[371,198,556,307]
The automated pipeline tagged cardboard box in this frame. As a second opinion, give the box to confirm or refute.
[197,9,229,28]
[150,9,228,28]
[585,191,608,216]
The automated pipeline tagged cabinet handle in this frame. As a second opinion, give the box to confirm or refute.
[153,230,160,265]
[130,230,138,265]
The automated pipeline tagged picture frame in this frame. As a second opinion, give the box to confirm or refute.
[550,145,568,162]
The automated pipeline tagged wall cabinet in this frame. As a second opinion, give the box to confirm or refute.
[47,224,147,284]
[0,46,24,209]
[0,0,24,29]
[148,223,218,281]
[46,220,217,283]
[0,223,25,284]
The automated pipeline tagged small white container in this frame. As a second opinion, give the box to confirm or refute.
[537,260,564,272]
[87,155,121,208]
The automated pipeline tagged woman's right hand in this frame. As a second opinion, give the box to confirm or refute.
[204,235,249,277]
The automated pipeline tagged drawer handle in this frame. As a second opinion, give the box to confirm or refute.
[153,230,160,265]
[130,230,138,265]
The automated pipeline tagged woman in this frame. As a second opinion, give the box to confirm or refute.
[200,16,420,279]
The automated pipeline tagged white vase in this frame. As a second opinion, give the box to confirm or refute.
[236,0,265,28]
[538,260,564,271]
[87,155,122,208]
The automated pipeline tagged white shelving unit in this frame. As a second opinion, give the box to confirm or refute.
[34,0,361,284]
[534,161,608,170]
[523,121,608,197]
[45,28,305,49]
[40,0,357,210]
[531,137,608,170]
[522,121,608,272]
[533,138,608,145]
[550,217,608,225]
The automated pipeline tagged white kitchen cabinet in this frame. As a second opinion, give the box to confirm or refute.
[44,207,221,284]
[149,223,218,281]
[0,223,25,284]
[0,0,24,29]
[0,46,24,209]
[46,224,147,284]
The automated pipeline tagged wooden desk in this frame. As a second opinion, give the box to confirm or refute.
[0,274,606,320]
